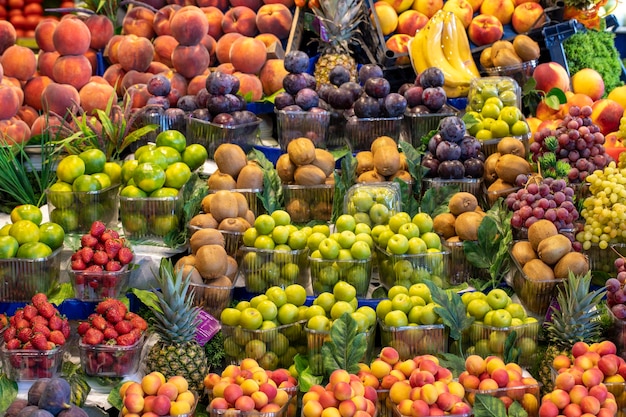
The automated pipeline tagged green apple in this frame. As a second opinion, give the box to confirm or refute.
[351,190,375,213]
[407,237,428,254]
[310,249,322,259]
[388,285,408,298]
[254,235,275,250]
[467,298,491,321]
[391,293,412,314]
[377,229,395,250]
[410,295,426,307]
[305,304,326,319]
[330,300,355,320]
[408,306,422,324]
[319,238,340,260]
[288,230,308,250]
[353,213,372,227]
[318,265,339,286]
[235,301,251,311]
[511,318,524,327]
[271,225,291,245]
[505,303,526,320]
[249,294,268,308]
[398,222,420,240]
[421,232,442,250]
[351,312,369,332]
[256,300,278,321]
[356,306,377,328]
[334,280,357,302]
[369,203,390,225]
[376,299,393,320]
[354,223,372,235]
[266,286,287,308]
[461,291,486,305]
[285,284,307,306]
[384,310,408,327]
[355,233,374,249]
[243,227,258,247]
[387,233,409,255]
[273,244,293,264]
[489,331,507,353]
[281,263,300,282]
[314,292,336,314]
[255,214,275,235]
[371,224,389,244]
[271,209,291,226]
[262,262,281,283]
[312,224,331,236]
[346,265,369,295]
[239,307,264,330]
[393,259,414,282]
[408,283,431,303]
[419,303,438,325]
[491,309,513,328]
[388,212,412,233]
[307,232,328,252]
[337,249,354,268]
[412,212,434,234]
[483,310,495,326]
[336,214,357,233]
[307,315,331,332]
[338,230,357,249]
[300,226,312,237]
[220,308,241,326]
[517,337,537,357]
[277,303,300,324]
[350,240,371,260]
[486,288,511,310]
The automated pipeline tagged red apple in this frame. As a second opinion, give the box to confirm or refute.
[396,9,428,35]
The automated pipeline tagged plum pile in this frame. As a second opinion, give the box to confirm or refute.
[399,67,456,114]
[606,258,626,319]
[530,105,611,184]
[4,378,85,417]
[275,50,321,112]
[422,116,485,179]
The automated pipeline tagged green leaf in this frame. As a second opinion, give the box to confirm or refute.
[398,141,424,212]
[107,381,125,410]
[503,330,519,364]
[0,374,17,412]
[461,112,480,131]
[420,185,459,217]
[423,280,474,341]
[436,352,466,378]
[294,354,323,392]
[474,394,507,417]
[62,360,91,407]
[249,149,283,213]
[546,88,567,104]
[508,401,529,417]
[321,313,367,376]
[47,282,75,306]
[522,77,537,94]
[331,153,357,223]
[130,288,162,314]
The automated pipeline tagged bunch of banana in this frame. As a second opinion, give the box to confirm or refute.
[408,10,480,98]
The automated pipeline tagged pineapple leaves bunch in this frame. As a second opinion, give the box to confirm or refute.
[538,271,606,394]
[311,0,365,85]
[146,259,208,393]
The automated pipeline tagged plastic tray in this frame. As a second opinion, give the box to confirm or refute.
[0,344,64,381]
[68,262,132,301]
[480,135,530,158]
[345,116,403,153]
[422,178,484,196]
[119,190,184,245]
[584,243,625,275]
[190,279,236,320]
[239,246,310,293]
[283,184,334,224]
[276,109,330,151]
[401,108,458,148]
[444,240,489,285]
[186,117,261,159]
[483,60,538,92]
[0,248,62,301]
[378,321,448,360]
[309,256,372,297]
[465,382,541,417]
[79,336,144,377]
[343,182,401,225]
[375,245,450,290]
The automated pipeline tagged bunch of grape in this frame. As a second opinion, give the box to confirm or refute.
[576,162,626,250]
[529,105,610,184]
[505,176,581,250]
[606,258,626,319]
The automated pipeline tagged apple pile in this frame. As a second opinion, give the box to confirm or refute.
[219,284,308,370]
[460,355,540,415]
[204,359,297,414]
[302,369,378,417]
[376,284,442,328]
[344,182,400,227]
[120,372,197,417]
[542,341,622,417]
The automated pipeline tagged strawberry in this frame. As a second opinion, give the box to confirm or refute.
[30,332,48,350]
[77,322,91,335]
[117,247,134,265]
[129,328,143,340]
[49,330,66,346]
[31,293,48,307]
[105,308,124,324]
[97,352,114,368]
[71,252,81,262]
[29,316,48,327]
[101,229,119,242]
[3,326,16,342]
[22,341,33,350]
[103,327,119,340]
[17,328,32,343]
[37,302,56,319]
[71,258,87,271]
[12,309,24,323]
[105,260,122,272]
[114,320,132,335]
[14,319,30,330]
[81,234,98,248]
[61,322,70,339]
[116,333,137,346]
[31,324,51,339]
[94,242,105,251]
[103,274,117,288]
[91,315,108,331]
[105,239,123,259]
[90,221,106,239]
[48,314,64,331]
[95,298,118,314]
[130,316,148,331]
[80,247,94,264]
[93,250,109,266]
[83,328,104,345]
[5,338,20,350]
[85,264,103,273]
[22,305,38,321]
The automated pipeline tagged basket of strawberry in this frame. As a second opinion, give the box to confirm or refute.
[68,221,135,301]
[0,293,69,381]
[77,298,148,377]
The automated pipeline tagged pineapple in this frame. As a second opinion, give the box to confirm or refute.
[538,271,605,394]
[145,259,208,393]
[310,0,364,85]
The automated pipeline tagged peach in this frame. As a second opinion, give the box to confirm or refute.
[255,32,280,49]
[216,32,243,63]
[147,61,170,74]
[251,390,269,409]
[222,6,258,37]
[533,62,571,93]
[84,49,98,75]
[538,401,559,417]
[465,355,487,376]
[478,378,499,391]
[123,394,145,414]
[0,84,20,119]
[102,63,126,95]
[370,358,393,379]
[17,105,37,127]
[198,0,229,9]
[371,1,398,36]
[563,403,582,417]
[385,34,411,65]
[118,34,154,72]
[255,3,292,39]
[199,6,224,39]
[571,68,605,101]
[235,395,256,411]
[172,43,210,79]
[103,34,124,64]
[22,75,52,112]
[442,0,473,28]
[203,373,221,390]
[396,9,427,35]
[450,402,472,416]
[580,395,601,415]
[169,401,191,416]
[480,0,514,24]
[588,385,608,404]
[570,385,589,405]
[34,18,57,52]
[302,400,323,417]
[233,71,263,101]
[52,18,91,56]
[436,367,452,383]
[591,98,624,135]
[491,368,510,388]
[151,395,171,416]
[395,359,418,378]
[143,395,156,413]
[153,35,178,67]
[156,382,179,401]
[122,71,152,95]
[1,44,36,81]
[228,36,266,74]
[550,389,571,409]
[317,390,338,409]
[79,80,117,114]
[170,6,209,46]
[122,6,156,39]
[390,369,407,382]
[273,389,290,407]
[411,399,430,417]
[511,2,545,34]
[85,14,114,50]
[0,118,30,145]
[201,34,217,66]
[411,0,442,17]
[555,371,576,392]
[153,4,180,37]
[468,14,503,46]
[209,397,229,410]
[251,370,269,385]
[230,0,263,11]
[224,383,244,405]
[52,54,92,90]
[581,368,604,388]
[597,340,618,356]
[333,381,355,402]
[598,355,620,376]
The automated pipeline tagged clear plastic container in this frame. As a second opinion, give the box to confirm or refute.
[422,178,484,196]
[444,240,489,285]
[584,243,626,275]
[401,107,458,148]
[378,320,448,360]
[306,325,376,375]
[480,134,531,158]
[186,117,261,158]
[190,280,236,320]
[343,182,401,226]
[375,245,450,290]
[0,248,62,301]
[465,381,541,417]
[79,336,144,377]
[0,344,64,381]
[208,399,290,417]
[345,116,403,152]
[467,76,522,112]
[483,60,538,93]
[68,261,132,301]
[283,184,334,224]
[189,226,243,259]
[240,247,310,293]
[309,256,372,297]
[391,401,472,417]
[276,109,331,151]
[119,190,184,245]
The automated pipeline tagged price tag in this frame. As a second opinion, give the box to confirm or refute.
[195,310,220,346]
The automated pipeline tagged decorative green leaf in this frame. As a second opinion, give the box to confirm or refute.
[420,185,459,217]
[398,141,424,213]
[332,153,357,223]
[546,88,567,104]
[436,353,466,378]
[62,360,91,407]
[130,288,162,314]
[503,330,519,364]
[107,381,125,410]
[522,77,537,94]
[47,282,75,306]
[0,374,17,412]
[249,149,283,213]
[423,280,473,341]
[508,401,529,417]
[461,112,480,131]
[474,394,507,417]
[321,313,367,376]
[294,354,323,392]
[544,95,561,110]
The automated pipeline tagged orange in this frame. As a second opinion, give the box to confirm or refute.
[56,155,86,184]
[103,161,122,185]
[16,241,52,259]
[10,204,43,225]
[121,160,139,184]
[50,208,79,233]
[120,185,148,198]
[78,148,106,174]
[47,182,74,209]
[0,235,19,258]
[9,219,40,245]
[72,174,102,192]
[133,162,166,193]
[156,146,182,166]
[39,222,65,251]
[182,144,208,171]
[164,162,192,189]
[92,172,112,189]
[156,130,187,153]
[138,149,169,170]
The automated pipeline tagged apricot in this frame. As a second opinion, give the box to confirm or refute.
[571,68,605,101]
[0,84,20,119]
[201,6,224,39]
[122,6,156,39]
[172,43,210,79]
[117,34,154,72]
[0,118,30,145]
[103,34,124,64]
[23,75,53,111]
[153,35,178,67]
[233,71,262,101]
[1,44,36,81]
[42,82,80,118]
[79,80,117,114]
[170,5,209,46]
[34,18,57,51]
[85,14,114,50]
[229,36,266,74]
[215,32,243,64]
[259,58,288,96]
[102,63,126,96]
[188,74,208,95]
[53,17,91,55]
[52,54,92,90]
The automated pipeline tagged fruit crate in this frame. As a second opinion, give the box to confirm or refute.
[190,279,236,320]
[309,256,373,297]
[464,382,541,417]
[482,60,538,92]
[584,243,626,275]
[422,178,484,199]
[283,184,334,224]
[462,320,541,368]
[480,135,530,158]
[79,335,145,377]
[119,190,184,246]
[0,248,62,302]
[186,117,262,159]
[240,246,310,293]
[443,240,489,285]
[189,226,243,259]
[46,183,120,234]
[208,188,266,217]
[208,398,290,417]
[345,116,403,153]
[221,320,307,370]
[306,325,376,375]
[68,261,133,301]
[391,401,472,417]
[0,344,64,381]
[378,320,448,360]
[374,245,450,290]
[401,107,458,148]
[276,109,331,151]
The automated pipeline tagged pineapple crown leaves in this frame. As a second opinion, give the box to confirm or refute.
[321,312,367,376]
[311,0,365,47]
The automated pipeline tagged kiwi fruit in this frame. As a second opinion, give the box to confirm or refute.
[388,170,412,183]
[233,192,249,218]
[325,174,335,185]
[487,179,516,205]
[189,228,225,254]
[209,190,239,222]
[433,212,457,239]
[276,153,296,183]
[356,151,375,175]
[236,163,264,190]
[484,153,501,184]
[373,145,401,177]
[523,258,555,281]
[497,137,526,157]
[537,234,572,265]
[175,254,197,268]
[311,201,332,220]
[554,252,589,279]
[178,264,203,284]
[244,209,256,225]
[189,213,218,230]
[455,211,483,241]
[195,244,228,280]
[358,170,386,183]
[286,198,310,223]
[207,170,236,190]
[370,136,397,156]
[287,137,316,165]
[311,149,336,177]
[214,143,247,178]
[511,241,537,267]
[480,47,493,68]
[201,194,213,213]
[225,256,238,281]
[218,217,251,233]
[528,219,558,251]
[399,153,408,171]
[294,164,327,185]
[448,192,478,216]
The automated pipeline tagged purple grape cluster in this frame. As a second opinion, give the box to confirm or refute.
[606,259,626,318]
[529,105,610,183]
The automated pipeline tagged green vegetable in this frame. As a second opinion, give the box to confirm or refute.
[0,374,17,413]
[564,28,624,96]
[332,153,357,223]
[204,330,226,371]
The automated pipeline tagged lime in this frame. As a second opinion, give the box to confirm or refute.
[103,162,122,185]
[78,148,106,174]
[16,242,52,259]
[9,219,40,245]
[138,149,169,170]
[150,214,179,236]
[80,203,105,227]
[156,146,182,166]
[182,144,208,171]
[499,106,522,127]
[468,120,484,136]
[481,117,496,130]
[134,144,157,161]
[499,90,518,107]
[164,162,192,189]
[122,213,148,235]
[72,174,102,192]
[120,185,148,198]
[56,155,85,184]
[50,208,79,233]
[156,130,187,153]
[39,222,65,251]
[0,224,11,236]
[469,95,484,112]
[150,187,179,198]
[10,204,43,225]
[121,160,139,184]
[92,172,112,189]
[0,235,19,258]
[47,182,74,209]
[133,162,166,193]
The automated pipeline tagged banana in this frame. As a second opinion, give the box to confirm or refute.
[443,83,470,98]
[441,11,480,81]
[451,12,481,77]
[408,28,429,76]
